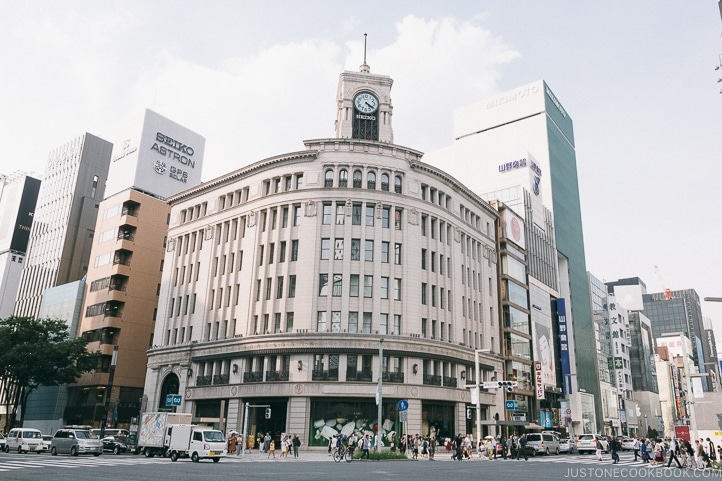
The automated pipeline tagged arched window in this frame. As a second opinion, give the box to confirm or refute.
[367,171,376,190]
[339,169,348,188]
[394,175,403,194]
[324,169,334,188]
[353,170,362,188]
[380,173,389,191]
[158,373,181,410]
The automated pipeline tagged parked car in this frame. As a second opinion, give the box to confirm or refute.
[5,428,44,453]
[559,437,577,453]
[526,432,560,455]
[50,427,102,456]
[577,434,609,454]
[102,435,129,455]
[621,438,636,451]
[40,435,53,452]
[0,433,6,451]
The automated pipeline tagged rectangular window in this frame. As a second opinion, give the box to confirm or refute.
[395,243,402,264]
[268,243,275,264]
[380,277,389,299]
[364,240,374,261]
[381,206,390,228]
[394,278,402,300]
[421,249,427,270]
[421,215,427,236]
[381,241,389,263]
[349,274,359,297]
[293,205,301,226]
[288,275,297,298]
[351,239,361,260]
[335,204,345,225]
[332,274,343,296]
[322,203,332,224]
[279,241,286,262]
[394,208,402,230]
[258,245,264,266]
[319,274,329,296]
[276,276,284,299]
[363,275,373,297]
[380,313,388,334]
[362,312,372,333]
[265,278,272,300]
[421,283,427,305]
[320,238,330,260]
[274,313,281,333]
[291,240,299,261]
[348,312,358,333]
[331,311,341,332]
[394,314,401,335]
[352,203,362,225]
[282,206,289,227]
[286,312,294,332]
[365,204,375,226]
[317,311,327,332]
[334,238,344,260]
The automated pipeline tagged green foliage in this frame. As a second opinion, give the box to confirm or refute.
[0,316,99,429]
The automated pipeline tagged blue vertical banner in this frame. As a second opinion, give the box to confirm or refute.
[557,299,572,395]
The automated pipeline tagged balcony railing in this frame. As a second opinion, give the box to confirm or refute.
[367,181,376,190]
[243,371,264,383]
[324,179,334,188]
[443,376,458,388]
[117,232,135,241]
[381,182,389,192]
[382,372,405,383]
[266,370,289,382]
[346,370,373,382]
[213,374,230,385]
[312,369,339,381]
[109,284,127,292]
[353,179,362,188]
[423,374,442,386]
[113,258,131,266]
[338,180,348,188]
[121,207,138,217]
[394,185,402,194]
[196,375,213,386]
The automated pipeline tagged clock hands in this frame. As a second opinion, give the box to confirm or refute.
[365,101,374,109]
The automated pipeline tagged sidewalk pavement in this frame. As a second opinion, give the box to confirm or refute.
[223,449,508,462]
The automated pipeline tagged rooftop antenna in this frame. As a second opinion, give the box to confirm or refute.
[360,33,370,73]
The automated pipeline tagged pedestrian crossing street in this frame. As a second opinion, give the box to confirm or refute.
[0,454,169,473]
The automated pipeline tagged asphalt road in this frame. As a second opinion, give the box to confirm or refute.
[0,449,709,481]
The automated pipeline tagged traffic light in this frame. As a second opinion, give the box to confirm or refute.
[497,381,518,393]
[264,407,272,419]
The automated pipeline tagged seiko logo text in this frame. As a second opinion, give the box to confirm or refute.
[151,132,195,169]
[355,114,376,121]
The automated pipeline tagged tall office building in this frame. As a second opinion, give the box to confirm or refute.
[0,172,41,318]
[425,81,598,431]
[643,288,712,391]
[13,133,112,318]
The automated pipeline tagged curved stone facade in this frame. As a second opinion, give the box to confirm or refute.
[144,137,502,447]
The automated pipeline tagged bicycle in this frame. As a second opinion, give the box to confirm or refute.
[332,445,354,463]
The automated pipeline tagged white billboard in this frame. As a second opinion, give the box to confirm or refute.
[106,109,205,199]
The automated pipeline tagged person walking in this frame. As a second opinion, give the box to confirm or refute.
[666,438,682,468]
[595,437,603,462]
[292,434,301,458]
[516,434,528,460]
[640,438,648,463]
[267,439,276,459]
[610,437,620,464]
[633,437,640,462]
[361,434,371,459]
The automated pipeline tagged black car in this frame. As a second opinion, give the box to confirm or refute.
[101,435,129,455]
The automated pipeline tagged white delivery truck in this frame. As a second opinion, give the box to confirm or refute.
[166,424,226,462]
[135,412,192,457]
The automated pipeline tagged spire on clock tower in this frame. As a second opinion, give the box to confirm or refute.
[334,35,393,143]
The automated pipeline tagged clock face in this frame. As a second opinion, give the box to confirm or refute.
[354,92,378,114]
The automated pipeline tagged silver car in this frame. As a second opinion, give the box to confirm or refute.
[50,428,102,456]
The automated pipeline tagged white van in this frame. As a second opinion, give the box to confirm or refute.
[5,428,44,453]
[525,432,560,455]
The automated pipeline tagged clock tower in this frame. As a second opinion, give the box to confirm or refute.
[335,51,393,143]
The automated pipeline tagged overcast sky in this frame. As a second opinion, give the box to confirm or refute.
[2,1,722,347]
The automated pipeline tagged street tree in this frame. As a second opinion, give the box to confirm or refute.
[0,316,99,430]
